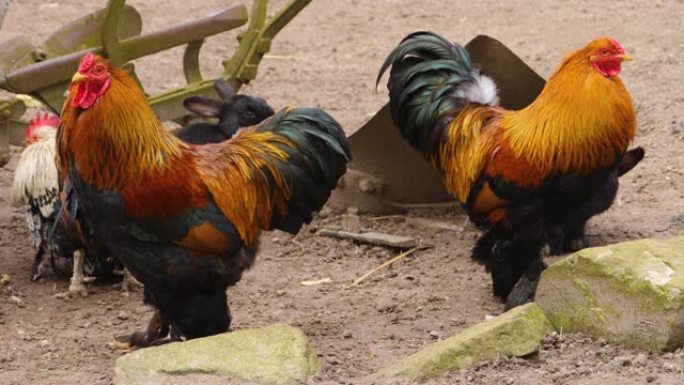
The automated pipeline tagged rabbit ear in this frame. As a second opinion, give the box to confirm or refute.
[214,79,237,101]
[183,96,225,117]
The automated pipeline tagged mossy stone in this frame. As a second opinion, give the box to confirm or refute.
[114,323,319,385]
[375,303,553,381]
[537,236,684,352]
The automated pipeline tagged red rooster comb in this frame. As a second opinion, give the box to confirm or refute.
[78,52,96,72]
[25,112,60,142]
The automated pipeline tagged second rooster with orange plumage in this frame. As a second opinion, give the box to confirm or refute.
[378,32,638,308]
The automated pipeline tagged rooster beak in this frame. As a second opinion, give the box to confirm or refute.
[619,54,633,62]
[71,72,87,83]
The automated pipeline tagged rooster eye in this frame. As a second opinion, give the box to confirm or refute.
[93,65,105,75]
[601,49,610,56]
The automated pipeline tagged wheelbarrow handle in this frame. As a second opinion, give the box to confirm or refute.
[1,4,248,93]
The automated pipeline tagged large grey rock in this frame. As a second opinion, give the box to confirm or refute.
[375,303,553,381]
[536,237,684,352]
[114,323,319,385]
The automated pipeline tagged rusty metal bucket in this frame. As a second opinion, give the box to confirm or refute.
[327,35,546,214]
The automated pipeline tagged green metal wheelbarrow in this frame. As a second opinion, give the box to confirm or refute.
[0,0,311,165]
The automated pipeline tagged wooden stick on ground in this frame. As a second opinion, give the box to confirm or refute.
[317,229,418,249]
[350,245,433,287]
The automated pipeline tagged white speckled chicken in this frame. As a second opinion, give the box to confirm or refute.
[11,114,117,294]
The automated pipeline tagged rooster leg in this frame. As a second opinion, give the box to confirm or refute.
[489,234,518,299]
[471,228,497,266]
[562,222,588,253]
[120,268,143,293]
[544,224,567,256]
[488,219,545,304]
[31,247,46,281]
[504,258,548,310]
[111,310,170,350]
[68,249,88,296]
[154,288,231,341]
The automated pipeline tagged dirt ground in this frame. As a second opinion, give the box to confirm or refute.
[1,0,684,384]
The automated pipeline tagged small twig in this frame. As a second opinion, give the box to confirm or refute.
[317,229,418,248]
[369,215,405,221]
[301,277,332,286]
[385,201,461,210]
[351,245,432,286]
[406,217,464,232]
[263,54,296,60]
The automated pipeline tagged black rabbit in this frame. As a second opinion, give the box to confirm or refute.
[175,79,275,144]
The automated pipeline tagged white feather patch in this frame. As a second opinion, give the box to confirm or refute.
[11,131,60,218]
[452,71,500,106]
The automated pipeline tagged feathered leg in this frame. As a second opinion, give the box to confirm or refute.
[111,310,169,351]
[31,247,46,281]
[471,228,497,266]
[483,211,546,306]
[490,230,546,306]
[159,289,231,341]
[544,224,567,256]
[68,249,88,296]
[505,258,548,310]
[112,288,169,350]
[562,223,588,253]
[120,268,142,292]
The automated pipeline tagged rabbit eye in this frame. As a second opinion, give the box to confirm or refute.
[244,110,255,118]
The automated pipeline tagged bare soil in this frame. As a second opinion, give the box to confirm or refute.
[1,0,684,384]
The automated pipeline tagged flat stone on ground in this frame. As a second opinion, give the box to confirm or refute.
[375,303,553,381]
[114,323,319,385]
[536,236,684,352]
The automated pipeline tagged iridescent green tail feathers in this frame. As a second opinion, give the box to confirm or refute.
[376,31,499,161]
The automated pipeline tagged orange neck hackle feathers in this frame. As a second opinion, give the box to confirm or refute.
[59,56,182,190]
[501,37,636,175]
[438,106,500,203]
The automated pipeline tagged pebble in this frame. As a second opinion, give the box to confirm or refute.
[610,356,632,367]
[577,367,592,376]
[429,330,440,340]
[633,353,648,367]
[117,311,129,321]
[342,331,352,339]
[9,295,24,308]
